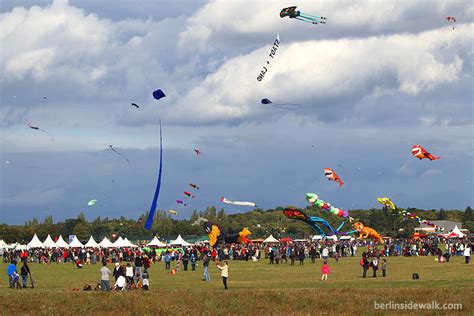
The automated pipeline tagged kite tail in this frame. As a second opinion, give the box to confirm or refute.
[338,180,344,187]
[336,221,345,232]
[144,121,163,230]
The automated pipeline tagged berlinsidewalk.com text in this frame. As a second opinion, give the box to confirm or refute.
[374,301,462,310]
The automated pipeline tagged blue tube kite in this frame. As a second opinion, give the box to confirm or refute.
[144,121,163,230]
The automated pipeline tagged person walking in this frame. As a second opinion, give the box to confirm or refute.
[100,262,111,291]
[216,261,229,290]
[321,262,329,281]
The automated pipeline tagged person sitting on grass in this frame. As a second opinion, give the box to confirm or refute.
[113,275,126,291]
[142,268,150,290]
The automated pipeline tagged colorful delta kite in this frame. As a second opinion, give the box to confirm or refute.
[280,6,327,25]
[194,149,203,156]
[144,121,164,230]
[189,183,199,190]
[353,222,384,243]
[87,199,97,206]
[411,145,440,161]
[203,222,251,247]
[152,89,166,101]
[283,208,355,238]
[324,168,344,187]
[446,16,456,29]
[25,120,54,141]
[109,145,130,164]
[305,193,352,220]
[261,98,302,110]
[221,197,257,207]
[377,197,444,231]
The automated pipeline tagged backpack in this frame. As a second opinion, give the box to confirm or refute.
[360,258,364,266]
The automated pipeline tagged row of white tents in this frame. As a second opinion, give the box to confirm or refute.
[0,234,192,250]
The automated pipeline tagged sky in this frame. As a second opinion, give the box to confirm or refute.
[0,0,473,224]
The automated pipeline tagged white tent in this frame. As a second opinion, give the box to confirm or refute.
[449,226,466,238]
[147,236,166,247]
[84,236,100,248]
[0,239,8,249]
[27,234,45,248]
[55,235,69,248]
[263,235,279,243]
[69,236,84,248]
[43,234,57,248]
[122,238,137,248]
[17,244,28,250]
[170,234,190,246]
[312,235,323,240]
[113,236,125,247]
[99,237,115,248]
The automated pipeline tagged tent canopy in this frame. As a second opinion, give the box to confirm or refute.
[84,236,100,248]
[99,237,115,248]
[449,226,466,238]
[55,235,69,248]
[43,234,57,248]
[69,236,84,248]
[170,234,190,246]
[148,236,166,247]
[263,235,279,243]
[27,234,45,248]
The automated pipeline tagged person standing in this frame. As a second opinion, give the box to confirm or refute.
[20,262,31,288]
[382,259,387,277]
[464,244,471,264]
[321,262,329,281]
[134,254,143,283]
[190,253,196,271]
[361,253,369,278]
[100,262,111,291]
[7,260,17,288]
[203,252,211,281]
[372,257,379,277]
[216,261,229,290]
[164,252,171,270]
[182,251,190,271]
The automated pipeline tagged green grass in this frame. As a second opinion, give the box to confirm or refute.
[1,256,472,315]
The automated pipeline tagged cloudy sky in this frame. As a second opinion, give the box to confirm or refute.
[0,0,473,224]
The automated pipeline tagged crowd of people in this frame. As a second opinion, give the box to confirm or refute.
[2,236,471,291]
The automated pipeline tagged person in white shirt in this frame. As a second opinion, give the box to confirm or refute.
[216,261,229,290]
[114,275,126,290]
[464,244,471,264]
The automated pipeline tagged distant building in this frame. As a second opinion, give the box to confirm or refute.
[415,220,468,235]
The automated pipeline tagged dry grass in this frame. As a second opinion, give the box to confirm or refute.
[0,255,472,315]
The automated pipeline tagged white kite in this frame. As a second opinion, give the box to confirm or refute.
[220,197,257,207]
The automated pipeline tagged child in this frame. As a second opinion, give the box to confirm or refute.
[142,268,149,290]
[372,257,379,277]
[321,262,329,281]
[382,259,387,277]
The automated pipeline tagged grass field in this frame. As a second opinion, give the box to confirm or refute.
[1,255,472,315]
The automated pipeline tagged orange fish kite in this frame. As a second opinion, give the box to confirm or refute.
[324,168,344,187]
[411,145,440,161]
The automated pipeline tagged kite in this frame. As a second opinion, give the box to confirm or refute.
[189,183,199,190]
[25,120,54,141]
[152,89,166,101]
[144,121,163,230]
[169,210,178,215]
[203,221,251,247]
[109,145,130,164]
[131,103,139,108]
[305,193,352,220]
[184,191,195,198]
[280,6,327,25]
[283,208,355,238]
[260,98,302,110]
[87,199,97,206]
[194,149,203,156]
[324,168,344,187]
[377,197,443,231]
[353,222,384,243]
[257,34,280,82]
[220,197,257,207]
[445,16,456,29]
[411,145,440,161]
[176,200,187,207]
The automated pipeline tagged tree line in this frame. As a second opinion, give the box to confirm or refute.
[0,206,472,244]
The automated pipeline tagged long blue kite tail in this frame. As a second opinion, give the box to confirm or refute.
[336,221,345,232]
[144,121,163,230]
